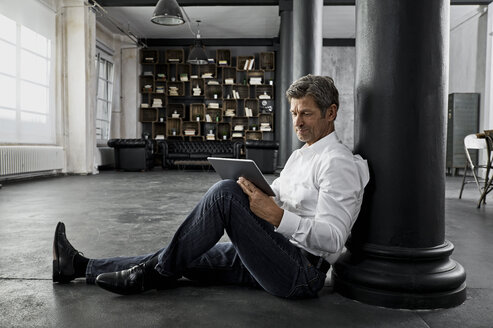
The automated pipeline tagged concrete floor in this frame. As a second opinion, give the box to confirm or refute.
[0,170,492,328]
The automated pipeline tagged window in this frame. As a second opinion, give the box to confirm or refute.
[0,6,55,144]
[95,52,114,142]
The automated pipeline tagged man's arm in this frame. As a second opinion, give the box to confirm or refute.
[237,177,284,227]
[275,155,369,255]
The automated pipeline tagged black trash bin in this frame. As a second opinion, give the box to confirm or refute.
[245,140,279,173]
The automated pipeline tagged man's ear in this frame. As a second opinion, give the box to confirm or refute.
[326,104,338,121]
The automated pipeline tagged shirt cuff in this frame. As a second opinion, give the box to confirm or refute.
[275,210,301,237]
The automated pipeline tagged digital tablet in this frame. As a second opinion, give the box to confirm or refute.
[207,157,276,196]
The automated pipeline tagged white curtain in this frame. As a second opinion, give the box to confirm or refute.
[0,0,56,144]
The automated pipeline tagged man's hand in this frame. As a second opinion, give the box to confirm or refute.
[237,177,284,227]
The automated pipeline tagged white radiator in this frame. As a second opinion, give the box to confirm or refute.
[0,146,64,176]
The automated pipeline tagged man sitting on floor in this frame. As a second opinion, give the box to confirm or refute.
[53,74,370,299]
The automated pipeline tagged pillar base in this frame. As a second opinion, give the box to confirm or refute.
[332,240,467,309]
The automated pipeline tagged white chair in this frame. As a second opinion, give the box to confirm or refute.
[477,132,493,207]
[459,134,488,200]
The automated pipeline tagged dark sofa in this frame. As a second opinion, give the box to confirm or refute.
[160,140,243,167]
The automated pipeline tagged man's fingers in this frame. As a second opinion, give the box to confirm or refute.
[237,178,252,195]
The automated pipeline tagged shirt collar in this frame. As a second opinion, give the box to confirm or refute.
[301,131,339,154]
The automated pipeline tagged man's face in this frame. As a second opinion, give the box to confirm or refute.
[290,96,336,146]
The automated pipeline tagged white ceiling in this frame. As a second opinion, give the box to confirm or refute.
[98,5,484,40]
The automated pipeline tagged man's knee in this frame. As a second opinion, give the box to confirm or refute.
[210,179,243,196]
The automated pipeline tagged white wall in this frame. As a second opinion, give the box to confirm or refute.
[449,6,489,131]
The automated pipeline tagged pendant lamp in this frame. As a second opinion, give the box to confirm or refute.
[187,20,208,65]
[151,0,185,26]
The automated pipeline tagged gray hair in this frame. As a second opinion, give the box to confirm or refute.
[285,75,339,117]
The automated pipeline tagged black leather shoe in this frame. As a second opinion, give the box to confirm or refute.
[52,221,79,283]
[95,263,150,295]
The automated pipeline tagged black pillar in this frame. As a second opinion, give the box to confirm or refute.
[291,0,323,152]
[332,0,467,309]
[276,0,293,167]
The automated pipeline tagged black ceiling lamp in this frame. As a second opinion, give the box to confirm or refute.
[187,20,208,65]
[151,0,185,26]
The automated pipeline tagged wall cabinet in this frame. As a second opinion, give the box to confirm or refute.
[139,48,275,142]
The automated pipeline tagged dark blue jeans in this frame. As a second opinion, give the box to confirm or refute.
[86,180,327,298]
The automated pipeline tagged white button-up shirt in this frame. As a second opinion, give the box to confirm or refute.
[271,132,369,264]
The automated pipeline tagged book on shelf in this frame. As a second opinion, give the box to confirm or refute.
[168,58,180,63]
[184,129,196,136]
[169,86,179,96]
[208,58,215,64]
[171,113,180,118]
[208,102,220,109]
[156,86,165,93]
[152,99,163,107]
[260,123,272,131]
[225,109,235,117]
[179,73,188,82]
[155,134,165,140]
[249,77,262,85]
[248,59,255,70]
[143,71,153,76]
[205,114,212,122]
[141,103,149,108]
[206,134,215,140]
[218,60,228,66]
[224,78,234,85]
[207,80,220,85]
[202,73,213,78]
[243,58,255,70]
[259,93,271,99]
[232,132,243,138]
[234,125,244,131]
[245,107,253,117]
[144,57,154,62]
[193,87,202,96]
[157,73,166,80]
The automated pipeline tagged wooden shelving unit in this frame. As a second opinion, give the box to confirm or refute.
[138,48,275,142]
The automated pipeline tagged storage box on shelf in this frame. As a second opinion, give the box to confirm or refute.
[177,63,191,82]
[199,64,217,79]
[232,84,249,99]
[216,49,231,67]
[155,64,168,81]
[218,122,232,140]
[183,121,200,137]
[140,108,158,122]
[190,78,204,96]
[167,103,185,119]
[167,81,185,97]
[205,84,222,99]
[255,85,274,99]
[247,70,264,85]
[166,49,184,63]
[190,103,206,122]
[152,122,166,139]
[222,67,236,84]
[237,55,255,71]
[166,118,182,137]
[142,49,159,64]
[259,52,275,71]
